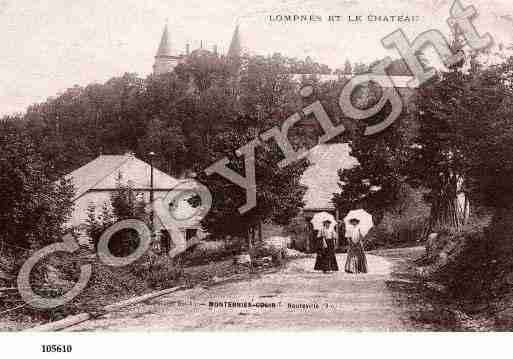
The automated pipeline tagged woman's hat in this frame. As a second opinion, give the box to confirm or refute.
[322,219,331,224]
[349,218,360,223]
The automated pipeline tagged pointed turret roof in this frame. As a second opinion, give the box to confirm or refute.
[227,24,242,58]
[156,24,173,58]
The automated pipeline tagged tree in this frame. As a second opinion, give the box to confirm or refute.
[85,202,114,250]
[329,62,416,221]
[196,118,308,245]
[137,117,188,176]
[238,54,297,118]
[406,67,477,228]
[191,54,311,245]
[401,34,512,229]
[174,50,230,92]
[110,172,148,221]
[85,172,148,255]
[454,56,513,211]
[0,124,75,252]
[332,117,410,223]
[109,173,148,256]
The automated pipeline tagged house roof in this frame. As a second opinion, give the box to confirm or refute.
[64,154,204,228]
[64,154,180,200]
[300,143,358,211]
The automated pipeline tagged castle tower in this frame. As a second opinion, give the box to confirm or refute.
[227,24,242,59]
[226,24,243,96]
[153,24,182,75]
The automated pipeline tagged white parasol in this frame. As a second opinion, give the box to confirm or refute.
[344,209,373,236]
[310,212,337,232]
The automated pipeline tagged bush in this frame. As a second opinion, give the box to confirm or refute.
[183,239,244,266]
[252,243,287,265]
[132,252,183,290]
[363,225,388,250]
[422,215,506,312]
[14,254,152,322]
[368,215,428,249]
[73,260,150,313]
[251,236,291,266]
[365,184,430,249]
[16,249,185,321]
[427,222,491,306]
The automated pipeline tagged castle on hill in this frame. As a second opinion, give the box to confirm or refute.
[153,23,242,75]
[152,22,414,80]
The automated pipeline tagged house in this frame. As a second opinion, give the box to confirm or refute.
[63,153,203,251]
[301,143,358,218]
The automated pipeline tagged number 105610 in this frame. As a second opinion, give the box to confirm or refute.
[41,345,72,353]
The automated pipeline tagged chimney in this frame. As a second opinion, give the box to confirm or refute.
[186,42,190,55]
[213,44,218,55]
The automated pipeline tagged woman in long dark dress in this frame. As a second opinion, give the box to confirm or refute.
[314,220,339,273]
[344,218,368,274]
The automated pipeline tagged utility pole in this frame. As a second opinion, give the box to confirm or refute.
[149,152,155,233]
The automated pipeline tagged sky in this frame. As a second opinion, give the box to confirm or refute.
[0,0,512,115]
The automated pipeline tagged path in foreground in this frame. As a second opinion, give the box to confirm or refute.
[69,250,422,331]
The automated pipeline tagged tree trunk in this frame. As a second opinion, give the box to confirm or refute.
[430,197,458,229]
[247,227,253,252]
[429,174,470,231]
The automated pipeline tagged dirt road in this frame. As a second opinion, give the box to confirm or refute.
[68,248,429,331]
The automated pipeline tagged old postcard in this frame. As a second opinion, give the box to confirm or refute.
[1,0,513,355]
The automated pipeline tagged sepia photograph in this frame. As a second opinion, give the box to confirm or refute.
[1,0,513,355]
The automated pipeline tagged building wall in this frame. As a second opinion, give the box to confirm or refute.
[153,56,183,75]
[68,189,201,234]
[70,191,111,229]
